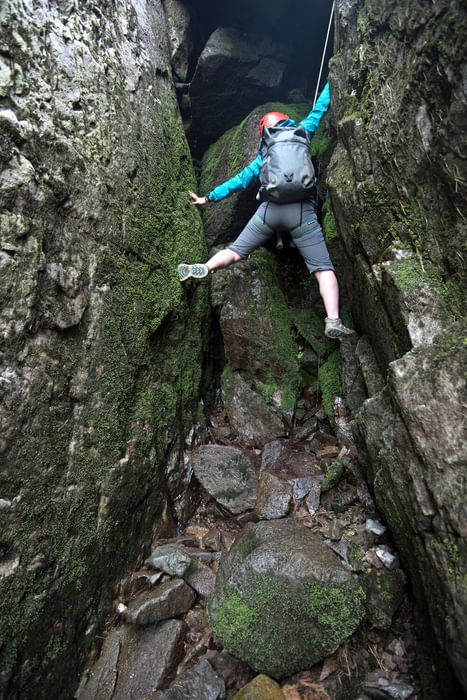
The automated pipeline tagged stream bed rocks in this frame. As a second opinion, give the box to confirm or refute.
[76,389,420,700]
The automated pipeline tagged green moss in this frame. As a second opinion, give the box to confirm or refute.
[256,381,277,403]
[363,570,404,629]
[0,97,210,690]
[305,578,366,642]
[310,115,334,157]
[322,459,346,492]
[253,250,301,410]
[390,253,462,321]
[318,350,343,418]
[210,572,365,677]
[221,365,236,404]
[291,308,334,358]
[322,202,338,244]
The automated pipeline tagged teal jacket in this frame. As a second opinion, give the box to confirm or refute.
[207,82,330,203]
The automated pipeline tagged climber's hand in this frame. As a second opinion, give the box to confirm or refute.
[189,191,208,206]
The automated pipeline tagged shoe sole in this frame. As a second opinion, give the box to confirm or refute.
[177,264,209,281]
[325,328,356,339]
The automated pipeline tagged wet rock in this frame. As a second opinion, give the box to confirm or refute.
[0,498,12,511]
[366,519,387,536]
[375,547,399,570]
[76,627,123,700]
[210,650,254,692]
[261,441,286,471]
[190,445,258,514]
[113,621,186,699]
[145,544,193,577]
[164,0,194,82]
[0,0,208,691]
[363,671,415,699]
[254,471,292,520]
[222,373,285,449]
[292,475,317,501]
[185,607,210,644]
[261,440,320,483]
[307,432,339,454]
[208,518,366,678]
[321,459,347,493]
[190,27,288,144]
[124,578,196,625]
[78,620,186,700]
[185,560,216,598]
[155,659,225,699]
[331,0,466,687]
[232,673,284,699]
[321,482,359,515]
[210,249,302,418]
[363,569,405,631]
[305,478,323,515]
[355,337,386,397]
[204,526,222,551]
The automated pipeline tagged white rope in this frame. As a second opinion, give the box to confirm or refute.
[313,1,335,108]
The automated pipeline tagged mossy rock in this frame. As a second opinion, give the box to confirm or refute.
[208,519,366,679]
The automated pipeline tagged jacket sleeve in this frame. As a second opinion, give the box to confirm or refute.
[300,82,330,136]
[207,154,263,202]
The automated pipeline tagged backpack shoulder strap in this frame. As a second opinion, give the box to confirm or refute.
[293,124,311,142]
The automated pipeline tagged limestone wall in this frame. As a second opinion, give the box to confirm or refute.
[0,1,208,696]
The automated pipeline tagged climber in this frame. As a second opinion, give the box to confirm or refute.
[178,82,354,340]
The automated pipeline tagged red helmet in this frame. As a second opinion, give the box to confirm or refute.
[259,111,290,136]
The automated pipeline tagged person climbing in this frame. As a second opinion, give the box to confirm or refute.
[178,82,354,340]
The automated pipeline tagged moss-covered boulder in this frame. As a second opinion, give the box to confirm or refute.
[212,249,303,414]
[208,518,366,678]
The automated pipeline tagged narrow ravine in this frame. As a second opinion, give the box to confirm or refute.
[0,1,464,699]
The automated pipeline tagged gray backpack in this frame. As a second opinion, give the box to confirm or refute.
[258,124,316,203]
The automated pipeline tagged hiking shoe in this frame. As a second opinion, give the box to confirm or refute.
[177,263,209,281]
[324,317,356,339]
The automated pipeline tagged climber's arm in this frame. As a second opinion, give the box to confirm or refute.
[205,155,263,202]
[300,82,331,136]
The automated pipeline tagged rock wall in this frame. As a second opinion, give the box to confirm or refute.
[0,1,208,697]
[327,0,466,694]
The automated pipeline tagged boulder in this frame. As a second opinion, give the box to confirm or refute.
[75,627,123,700]
[222,372,285,449]
[124,578,196,625]
[208,519,366,678]
[190,27,289,145]
[155,659,225,700]
[254,471,292,520]
[113,621,186,699]
[199,102,309,246]
[232,674,284,699]
[210,249,306,417]
[77,621,186,700]
[190,445,258,514]
[145,544,193,577]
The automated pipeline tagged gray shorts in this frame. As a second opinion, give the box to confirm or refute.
[229,201,334,274]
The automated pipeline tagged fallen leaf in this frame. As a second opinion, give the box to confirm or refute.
[319,655,339,681]
[316,446,340,459]
[282,679,331,700]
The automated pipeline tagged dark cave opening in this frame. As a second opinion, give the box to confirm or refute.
[182,0,335,157]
